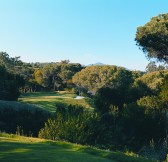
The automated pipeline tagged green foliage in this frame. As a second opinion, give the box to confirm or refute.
[0,100,50,136]
[72,65,133,95]
[122,102,165,152]
[0,65,24,100]
[0,52,84,93]
[131,70,144,80]
[137,96,165,141]
[137,96,165,112]
[39,105,104,145]
[93,87,166,153]
[126,80,153,103]
[159,74,168,104]
[34,61,83,91]
[136,13,168,62]
[0,52,23,72]
[134,70,168,94]
[145,61,166,73]
[94,87,123,113]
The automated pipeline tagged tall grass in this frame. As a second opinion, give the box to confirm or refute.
[0,100,50,136]
[0,100,45,112]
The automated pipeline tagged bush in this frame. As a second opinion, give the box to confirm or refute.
[39,105,104,145]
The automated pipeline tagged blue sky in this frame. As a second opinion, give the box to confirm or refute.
[0,0,168,70]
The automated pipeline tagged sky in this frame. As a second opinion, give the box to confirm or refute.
[0,0,168,71]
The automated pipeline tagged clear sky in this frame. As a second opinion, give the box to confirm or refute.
[0,0,168,71]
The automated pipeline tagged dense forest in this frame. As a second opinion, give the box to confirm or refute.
[1,13,168,161]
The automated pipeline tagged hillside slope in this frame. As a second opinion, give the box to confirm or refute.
[19,91,94,112]
[0,133,154,162]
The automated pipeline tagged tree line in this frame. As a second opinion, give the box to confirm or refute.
[0,52,83,100]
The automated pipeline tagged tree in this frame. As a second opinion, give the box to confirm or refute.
[0,65,24,100]
[37,62,83,91]
[0,52,23,72]
[72,65,133,95]
[39,105,104,145]
[0,52,13,70]
[146,61,157,73]
[133,70,168,95]
[146,61,166,73]
[95,87,125,113]
[34,69,44,86]
[126,80,153,103]
[136,13,168,62]
[159,74,168,104]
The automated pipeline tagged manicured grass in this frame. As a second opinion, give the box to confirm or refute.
[0,133,155,162]
[0,133,112,162]
[19,91,94,112]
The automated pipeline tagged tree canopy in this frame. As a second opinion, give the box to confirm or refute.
[0,65,24,100]
[135,13,168,62]
[72,65,133,95]
[134,70,168,93]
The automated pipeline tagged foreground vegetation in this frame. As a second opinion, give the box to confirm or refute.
[0,133,155,162]
[0,100,50,136]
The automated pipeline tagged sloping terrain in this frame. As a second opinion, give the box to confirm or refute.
[19,91,94,112]
[0,133,154,162]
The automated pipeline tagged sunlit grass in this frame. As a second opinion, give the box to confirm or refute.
[0,133,112,162]
[0,133,155,162]
[19,91,94,112]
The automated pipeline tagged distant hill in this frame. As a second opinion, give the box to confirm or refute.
[87,62,105,66]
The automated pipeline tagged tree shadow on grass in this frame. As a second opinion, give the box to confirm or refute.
[0,140,112,162]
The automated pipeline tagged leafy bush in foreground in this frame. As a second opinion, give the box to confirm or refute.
[39,105,105,145]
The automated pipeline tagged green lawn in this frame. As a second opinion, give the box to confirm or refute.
[0,133,113,162]
[0,133,154,162]
[19,91,94,112]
